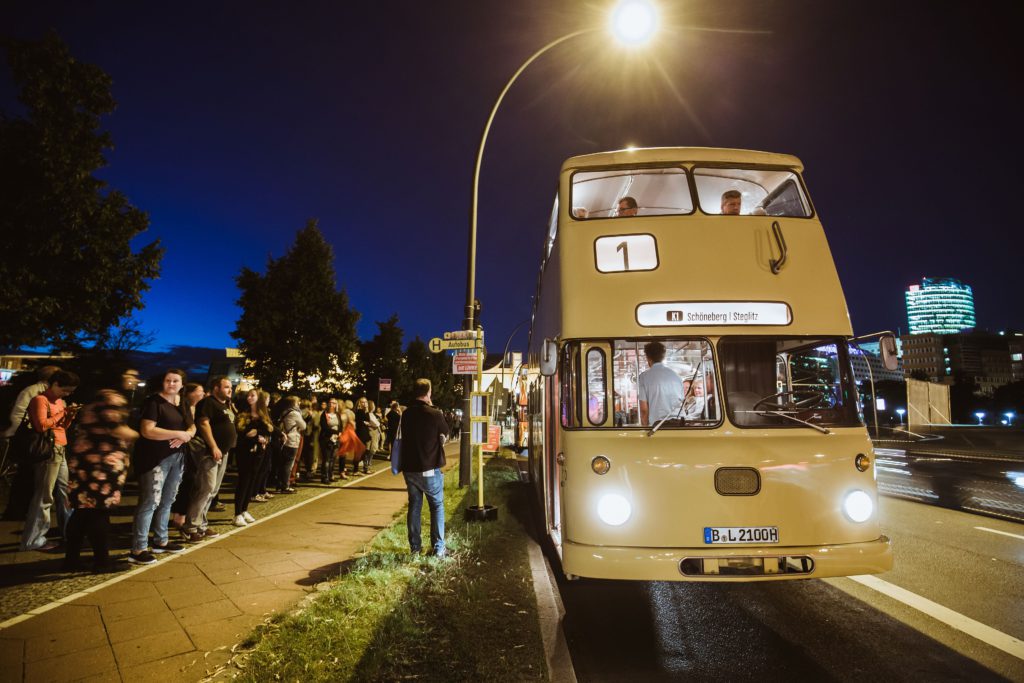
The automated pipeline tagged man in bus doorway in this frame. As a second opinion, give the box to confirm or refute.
[638,341,684,426]
[398,378,449,558]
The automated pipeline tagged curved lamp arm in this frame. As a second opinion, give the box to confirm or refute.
[463,28,597,329]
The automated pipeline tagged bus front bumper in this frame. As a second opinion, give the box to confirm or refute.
[562,536,892,581]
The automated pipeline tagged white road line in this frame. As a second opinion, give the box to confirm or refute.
[974,526,1024,541]
[0,467,393,632]
[849,574,1024,661]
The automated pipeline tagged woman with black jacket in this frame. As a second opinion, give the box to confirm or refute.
[233,389,273,527]
[319,398,342,482]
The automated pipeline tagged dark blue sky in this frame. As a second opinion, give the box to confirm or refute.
[3,1,1022,352]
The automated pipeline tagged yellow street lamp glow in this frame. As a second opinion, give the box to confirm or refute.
[610,0,658,46]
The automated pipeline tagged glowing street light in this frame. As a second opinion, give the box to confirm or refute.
[610,0,659,46]
[460,1,660,488]
[1006,411,1016,426]
[895,408,905,426]
[975,411,986,425]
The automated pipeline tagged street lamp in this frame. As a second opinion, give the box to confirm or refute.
[1005,411,1015,426]
[895,408,905,426]
[460,1,660,489]
[975,411,986,425]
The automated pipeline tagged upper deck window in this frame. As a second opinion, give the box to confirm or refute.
[693,167,812,217]
[570,167,693,220]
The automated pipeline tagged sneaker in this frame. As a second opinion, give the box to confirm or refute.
[211,502,227,512]
[233,515,248,527]
[263,492,274,499]
[185,531,205,543]
[252,494,266,503]
[128,550,157,565]
[152,542,185,554]
[203,528,220,538]
[242,511,256,523]
[37,541,60,552]
[278,488,297,494]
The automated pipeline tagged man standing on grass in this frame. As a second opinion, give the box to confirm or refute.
[398,379,449,558]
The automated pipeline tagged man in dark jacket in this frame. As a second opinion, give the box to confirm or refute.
[399,379,449,557]
[385,401,401,452]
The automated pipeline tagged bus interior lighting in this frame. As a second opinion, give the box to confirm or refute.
[843,490,874,522]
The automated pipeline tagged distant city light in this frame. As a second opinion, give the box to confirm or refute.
[975,411,986,425]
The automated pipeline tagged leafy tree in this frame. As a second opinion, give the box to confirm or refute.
[357,315,409,402]
[0,33,163,349]
[403,335,457,409]
[232,220,359,393]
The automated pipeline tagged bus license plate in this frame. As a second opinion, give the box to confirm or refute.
[704,526,779,544]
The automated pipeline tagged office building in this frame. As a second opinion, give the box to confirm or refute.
[905,277,976,335]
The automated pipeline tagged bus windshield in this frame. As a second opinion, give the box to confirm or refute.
[718,337,861,429]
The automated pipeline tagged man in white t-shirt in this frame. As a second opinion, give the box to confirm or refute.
[638,342,684,426]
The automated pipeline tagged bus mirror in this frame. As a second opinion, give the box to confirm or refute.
[540,339,558,376]
[879,334,899,371]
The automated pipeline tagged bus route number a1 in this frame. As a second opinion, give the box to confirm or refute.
[595,234,658,273]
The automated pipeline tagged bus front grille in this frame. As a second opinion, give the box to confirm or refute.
[715,467,760,495]
[679,556,814,576]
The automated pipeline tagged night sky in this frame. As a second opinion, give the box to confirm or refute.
[3,1,1022,354]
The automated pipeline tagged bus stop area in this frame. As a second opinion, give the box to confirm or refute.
[0,444,569,682]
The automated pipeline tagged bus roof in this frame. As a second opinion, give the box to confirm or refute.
[561,147,804,173]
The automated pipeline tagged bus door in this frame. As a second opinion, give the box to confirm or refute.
[546,372,562,548]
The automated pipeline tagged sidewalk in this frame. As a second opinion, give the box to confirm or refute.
[0,464,412,682]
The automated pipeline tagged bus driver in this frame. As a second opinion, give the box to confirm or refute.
[638,341,684,426]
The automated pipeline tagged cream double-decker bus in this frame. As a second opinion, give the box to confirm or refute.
[526,147,896,581]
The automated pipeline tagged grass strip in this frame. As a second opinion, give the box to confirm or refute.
[236,454,546,682]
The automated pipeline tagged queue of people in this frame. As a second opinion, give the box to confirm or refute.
[1,364,430,572]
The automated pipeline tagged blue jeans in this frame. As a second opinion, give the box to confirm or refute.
[404,469,445,554]
[132,451,185,552]
[20,443,69,550]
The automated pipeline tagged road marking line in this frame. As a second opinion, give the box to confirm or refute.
[975,526,1024,541]
[0,466,394,632]
[849,574,1024,661]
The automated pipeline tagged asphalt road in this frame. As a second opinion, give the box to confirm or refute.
[874,447,1024,523]
[556,496,1024,681]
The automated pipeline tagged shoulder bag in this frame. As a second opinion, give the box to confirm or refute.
[390,414,403,475]
[11,403,56,464]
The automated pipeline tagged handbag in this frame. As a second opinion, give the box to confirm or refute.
[11,404,56,464]
[390,415,403,475]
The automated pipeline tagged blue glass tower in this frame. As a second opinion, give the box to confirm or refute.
[905,277,977,334]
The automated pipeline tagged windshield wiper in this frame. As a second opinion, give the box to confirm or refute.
[751,408,831,434]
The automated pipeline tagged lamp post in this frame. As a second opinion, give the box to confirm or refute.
[975,411,986,425]
[895,408,905,426]
[459,0,659,487]
[1005,411,1016,426]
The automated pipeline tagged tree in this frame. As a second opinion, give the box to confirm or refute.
[0,33,163,349]
[404,335,457,409]
[232,220,359,393]
[357,315,409,402]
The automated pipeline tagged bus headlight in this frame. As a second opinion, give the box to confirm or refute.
[592,456,611,475]
[843,490,874,522]
[597,494,632,526]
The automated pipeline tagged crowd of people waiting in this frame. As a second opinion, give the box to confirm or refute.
[1,364,459,572]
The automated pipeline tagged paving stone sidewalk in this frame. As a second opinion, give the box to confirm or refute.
[0,465,414,683]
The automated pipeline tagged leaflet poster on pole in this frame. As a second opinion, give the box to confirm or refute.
[453,350,478,375]
[379,378,392,392]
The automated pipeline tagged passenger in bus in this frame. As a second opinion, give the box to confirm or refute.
[573,207,589,219]
[682,378,707,420]
[721,190,742,215]
[616,196,638,217]
[638,341,684,426]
